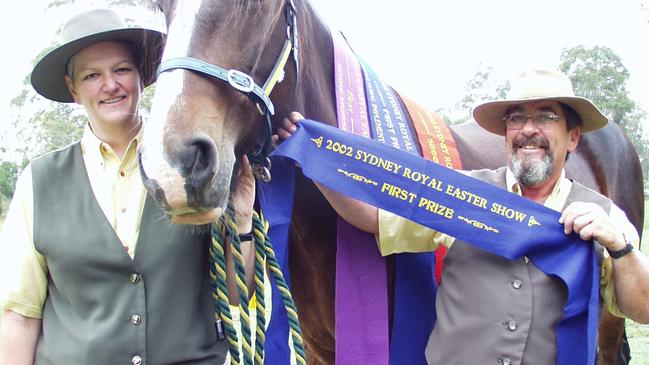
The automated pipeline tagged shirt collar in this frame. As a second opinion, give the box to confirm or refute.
[80,122,143,168]
[506,167,572,210]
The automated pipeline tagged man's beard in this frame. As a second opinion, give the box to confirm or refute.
[510,137,554,187]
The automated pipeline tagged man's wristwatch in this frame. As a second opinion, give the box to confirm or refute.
[607,240,634,259]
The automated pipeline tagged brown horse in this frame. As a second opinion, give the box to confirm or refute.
[139,1,644,364]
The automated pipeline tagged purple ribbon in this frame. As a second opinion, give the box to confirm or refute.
[333,31,390,365]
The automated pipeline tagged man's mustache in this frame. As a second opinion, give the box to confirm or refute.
[513,136,549,150]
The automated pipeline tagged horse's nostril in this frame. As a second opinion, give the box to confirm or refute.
[178,137,218,188]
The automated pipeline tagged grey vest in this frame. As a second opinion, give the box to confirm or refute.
[32,143,227,365]
[425,167,610,365]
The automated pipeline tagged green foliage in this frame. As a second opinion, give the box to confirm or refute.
[559,46,649,189]
[141,85,156,114]
[438,46,648,190]
[0,160,27,215]
[34,102,86,154]
[0,0,158,205]
[559,46,644,138]
[437,64,510,125]
[0,161,19,199]
[457,65,510,113]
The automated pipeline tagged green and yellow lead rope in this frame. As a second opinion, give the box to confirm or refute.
[210,205,306,365]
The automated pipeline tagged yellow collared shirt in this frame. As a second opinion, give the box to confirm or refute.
[377,168,639,318]
[0,124,146,318]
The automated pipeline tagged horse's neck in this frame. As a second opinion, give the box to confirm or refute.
[292,0,338,126]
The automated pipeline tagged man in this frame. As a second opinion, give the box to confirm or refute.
[0,8,255,365]
[275,69,649,364]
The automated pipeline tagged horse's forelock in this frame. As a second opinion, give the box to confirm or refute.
[155,0,288,78]
[229,0,288,76]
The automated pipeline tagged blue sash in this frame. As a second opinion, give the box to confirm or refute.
[272,120,599,365]
[257,158,295,365]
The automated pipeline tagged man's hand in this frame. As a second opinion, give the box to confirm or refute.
[272,111,304,146]
[559,201,626,251]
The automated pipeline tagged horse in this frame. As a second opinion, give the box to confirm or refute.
[138,1,644,364]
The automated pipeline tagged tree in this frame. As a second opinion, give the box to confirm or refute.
[559,46,649,189]
[10,48,86,159]
[0,160,24,214]
[436,64,510,125]
[0,0,158,202]
[438,47,648,190]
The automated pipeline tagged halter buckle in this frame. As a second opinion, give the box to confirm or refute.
[227,69,255,93]
[253,162,272,182]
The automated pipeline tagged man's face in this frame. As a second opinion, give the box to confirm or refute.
[504,100,580,187]
[65,41,142,134]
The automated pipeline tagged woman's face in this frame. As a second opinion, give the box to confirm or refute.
[65,41,142,136]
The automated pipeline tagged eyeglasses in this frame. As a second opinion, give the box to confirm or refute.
[502,112,564,130]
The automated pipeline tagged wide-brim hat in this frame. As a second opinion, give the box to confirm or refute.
[31,8,166,103]
[472,69,608,136]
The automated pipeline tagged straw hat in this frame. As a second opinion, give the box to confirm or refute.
[30,8,165,103]
[472,69,608,135]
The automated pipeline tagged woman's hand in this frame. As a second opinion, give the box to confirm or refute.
[232,155,255,235]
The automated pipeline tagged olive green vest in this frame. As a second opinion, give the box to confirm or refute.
[425,167,610,365]
[31,143,226,365]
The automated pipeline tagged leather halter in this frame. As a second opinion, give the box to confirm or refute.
[156,0,299,182]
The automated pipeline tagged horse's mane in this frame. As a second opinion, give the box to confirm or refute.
[235,0,286,77]
[150,0,286,79]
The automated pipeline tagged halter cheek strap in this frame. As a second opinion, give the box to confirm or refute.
[157,57,275,116]
[155,0,299,182]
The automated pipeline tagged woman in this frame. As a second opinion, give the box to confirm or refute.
[0,8,255,364]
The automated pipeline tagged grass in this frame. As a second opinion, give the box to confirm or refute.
[629,319,649,364]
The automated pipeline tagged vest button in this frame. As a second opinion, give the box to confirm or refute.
[505,320,518,331]
[510,279,522,289]
[129,273,141,284]
[131,355,143,365]
[131,314,142,325]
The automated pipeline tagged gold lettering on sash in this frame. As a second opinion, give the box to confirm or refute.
[381,182,418,203]
[426,178,443,191]
[444,184,488,209]
[337,169,378,186]
[457,216,499,233]
[490,203,527,222]
[311,136,323,148]
[417,197,455,219]
[401,167,431,185]
[528,216,541,227]
[354,150,403,175]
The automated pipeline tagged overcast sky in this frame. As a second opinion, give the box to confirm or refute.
[310,0,649,113]
[1,0,647,138]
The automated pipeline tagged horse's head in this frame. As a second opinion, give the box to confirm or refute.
[139,0,298,224]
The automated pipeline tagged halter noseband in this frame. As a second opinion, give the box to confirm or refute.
[156,0,299,182]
